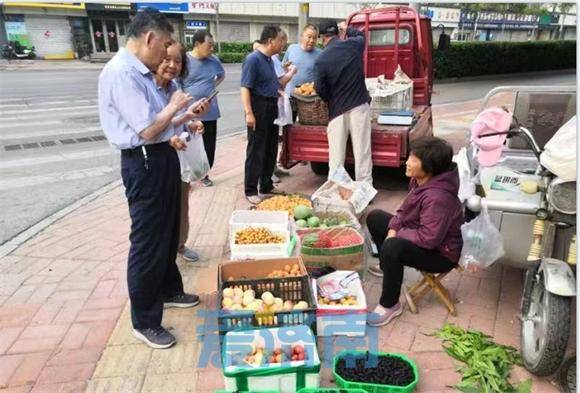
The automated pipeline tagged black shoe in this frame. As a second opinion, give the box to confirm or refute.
[132,326,176,349]
[164,293,200,309]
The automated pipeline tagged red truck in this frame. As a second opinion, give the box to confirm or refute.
[280,6,434,175]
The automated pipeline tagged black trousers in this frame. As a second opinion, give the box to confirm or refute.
[121,142,184,329]
[366,209,456,308]
[201,120,217,170]
[244,96,278,196]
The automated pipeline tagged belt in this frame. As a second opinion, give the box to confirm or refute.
[121,142,170,158]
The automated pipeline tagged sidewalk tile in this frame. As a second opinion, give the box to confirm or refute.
[36,363,95,385]
[47,347,103,366]
[7,352,51,387]
[75,307,122,323]
[0,304,41,328]
[52,300,85,324]
[85,376,144,393]
[0,386,33,393]
[20,324,69,340]
[141,372,198,393]
[7,336,61,355]
[92,344,152,378]
[0,327,24,355]
[82,321,117,348]
[416,368,460,391]
[29,301,64,326]
[30,381,86,393]
[0,353,24,387]
[59,323,92,350]
[89,280,117,300]
[147,342,199,375]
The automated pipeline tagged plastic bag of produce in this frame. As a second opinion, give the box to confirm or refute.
[312,166,377,215]
[459,206,505,271]
[177,132,210,183]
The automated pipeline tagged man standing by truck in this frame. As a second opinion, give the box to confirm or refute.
[314,20,373,184]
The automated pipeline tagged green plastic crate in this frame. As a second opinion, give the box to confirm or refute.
[214,390,279,393]
[298,389,368,393]
[332,351,419,393]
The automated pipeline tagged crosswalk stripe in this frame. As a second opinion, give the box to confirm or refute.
[0,126,103,141]
[0,99,97,109]
[0,147,115,169]
[0,166,116,190]
[0,104,98,116]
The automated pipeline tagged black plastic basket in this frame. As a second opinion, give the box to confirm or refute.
[217,275,317,336]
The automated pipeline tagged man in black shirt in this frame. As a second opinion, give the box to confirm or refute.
[314,20,373,184]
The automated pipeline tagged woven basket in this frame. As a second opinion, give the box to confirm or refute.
[292,93,329,125]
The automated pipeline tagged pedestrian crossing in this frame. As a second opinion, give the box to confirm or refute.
[0,91,119,244]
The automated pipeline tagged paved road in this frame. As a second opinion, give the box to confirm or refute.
[0,65,574,244]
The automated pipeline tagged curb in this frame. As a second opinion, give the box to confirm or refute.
[0,179,122,258]
[0,130,247,257]
[435,68,575,84]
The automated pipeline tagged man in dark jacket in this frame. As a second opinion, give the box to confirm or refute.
[314,19,373,184]
[365,137,464,327]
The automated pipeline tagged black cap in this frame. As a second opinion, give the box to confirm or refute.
[318,19,338,36]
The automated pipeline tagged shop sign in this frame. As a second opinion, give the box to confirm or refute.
[460,10,539,29]
[85,3,131,12]
[188,2,217,15]
[5,20,31,46]
[186,20,209,30]
[4,2,85,10]
[136,3,189,14]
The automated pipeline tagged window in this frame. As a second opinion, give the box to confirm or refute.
[369,28,411,46]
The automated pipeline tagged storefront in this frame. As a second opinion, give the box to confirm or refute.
[85,3,131,55]
[134,2,188,41]
[3,2,86,59]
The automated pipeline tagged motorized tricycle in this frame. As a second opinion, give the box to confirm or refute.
[461,86,576,379]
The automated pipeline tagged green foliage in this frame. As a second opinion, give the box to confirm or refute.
[434,40,576,79]
[215,52,247,63]
[433,323,531,393]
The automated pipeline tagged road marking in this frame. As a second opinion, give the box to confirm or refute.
[0,99,97,109]
[0,104,98,116]
[0,119,62,129]
[0,166,116,190]
[0,147,115,169]
[0,126,103,141]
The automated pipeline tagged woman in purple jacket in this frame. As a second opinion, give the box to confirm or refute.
[366,136,464,327]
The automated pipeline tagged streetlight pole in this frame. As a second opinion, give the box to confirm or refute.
[299,3,309,40]
[215,2,221,52]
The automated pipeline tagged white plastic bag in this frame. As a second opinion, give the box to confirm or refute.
[453,147,476,203]
[540,115,577,181]
[177,132,210,183]
[311,166,377,215]
[274,92,293,126]
[459,206,505,271]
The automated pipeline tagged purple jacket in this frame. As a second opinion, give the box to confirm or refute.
[388,165,464,263]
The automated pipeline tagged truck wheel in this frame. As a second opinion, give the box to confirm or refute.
[520,271,571,376]
[310,162,328,176]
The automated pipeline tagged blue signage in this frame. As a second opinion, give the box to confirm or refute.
[459,10,539,29]
[186,20,209,29]
[136,3,188,14]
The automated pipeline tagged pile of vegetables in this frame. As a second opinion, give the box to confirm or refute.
[302,229,362,249]
[257,195,311,216]
[294,205,351,229]
[434,323,532,393]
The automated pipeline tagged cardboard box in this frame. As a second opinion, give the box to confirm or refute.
[219,257,308,283]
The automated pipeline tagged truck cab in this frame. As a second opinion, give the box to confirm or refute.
[280,6,434,175]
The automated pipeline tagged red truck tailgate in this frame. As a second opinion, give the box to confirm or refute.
[284,105,430,168]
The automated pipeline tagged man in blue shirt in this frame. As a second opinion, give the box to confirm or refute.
[98,8,208,349]
[282,24,322,114]
[240,25,287,204]
[314,20,373,185]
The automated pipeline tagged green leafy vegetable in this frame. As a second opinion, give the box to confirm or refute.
[433,323,532,393]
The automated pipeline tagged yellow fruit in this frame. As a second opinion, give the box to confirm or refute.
[283,300,294,311]
[222,298,234,308]
[261,291,275,306]
[223,288,234,298]
[233,295,243,305]
[233,288,244,298]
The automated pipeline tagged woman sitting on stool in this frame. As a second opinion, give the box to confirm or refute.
[366,136,464,327]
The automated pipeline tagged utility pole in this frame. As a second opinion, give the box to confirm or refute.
[215,2,221,52]
[299,3,309,39]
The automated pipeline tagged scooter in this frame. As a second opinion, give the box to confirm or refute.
[1,40,36,60]
[462,86,576,377]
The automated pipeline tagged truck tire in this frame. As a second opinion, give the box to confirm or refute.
[521,271,571,376]
[310,162,328,176]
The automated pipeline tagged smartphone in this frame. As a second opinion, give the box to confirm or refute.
[206,90,219,101]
